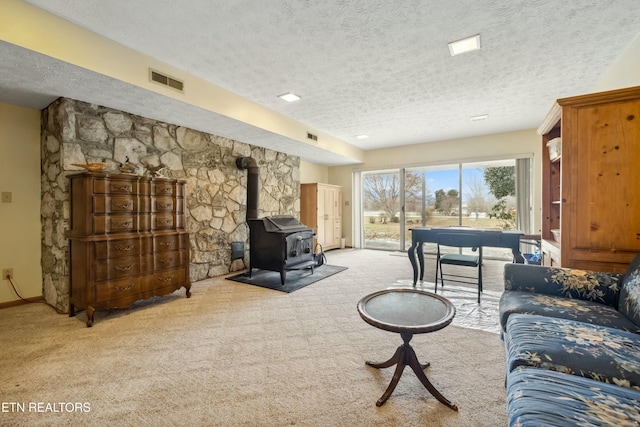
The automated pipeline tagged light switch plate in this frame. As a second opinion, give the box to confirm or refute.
[1,192,11,203]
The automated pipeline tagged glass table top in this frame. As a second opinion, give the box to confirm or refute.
[358,288,455,334]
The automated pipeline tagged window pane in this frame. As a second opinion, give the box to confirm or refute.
[363,170,401,250]
[404,168,426,249]
[404,165,461,253]
[461,159,516,259]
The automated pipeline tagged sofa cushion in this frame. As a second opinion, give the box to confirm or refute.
[504,314,640,390]
[619,253,640,328]
[507,367,640,427]
[499,291,640,333]
[503,263,623,306]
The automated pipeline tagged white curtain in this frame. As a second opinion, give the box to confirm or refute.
[515,158,531,233]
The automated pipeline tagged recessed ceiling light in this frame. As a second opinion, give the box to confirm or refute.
[278,92,301,102]
[470,114,489,121]
[356,135,369,139]
[448,34,481,56]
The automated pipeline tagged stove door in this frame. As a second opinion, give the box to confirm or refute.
[284,232,314,267]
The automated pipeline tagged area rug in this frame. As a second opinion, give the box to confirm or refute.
[226,264,347,292]
[391,280,503,334]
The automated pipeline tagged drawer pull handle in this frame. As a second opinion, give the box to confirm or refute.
[158,203,172,209]
[157,187,172,194]
[158,219,173,226]
[115,245,133,252]
[112,201,132,209]
[158,275,173,282]
[159,258,172,265]
[115,283,134,292]
[111,184,132,193]
[115,264,132,271]
[159,241,173,247]
[112,221,132,228]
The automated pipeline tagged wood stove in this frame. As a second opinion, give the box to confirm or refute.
[236,157,316,286]
[248,216,315,285]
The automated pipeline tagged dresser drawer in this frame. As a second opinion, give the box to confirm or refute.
[152,181,176,196]
[93,195,137,214]
[95,256,143,281]
[153,213,176,230]
[152,196,183,213]
[155,250,187,270]
[94,178,136,195]
[147,267,187,290]
[95,276,143,303]
[154,233,186,252]
[93,214,136,233]
[95,238,145,260]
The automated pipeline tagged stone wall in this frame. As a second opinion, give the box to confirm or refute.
[41,98,300,312]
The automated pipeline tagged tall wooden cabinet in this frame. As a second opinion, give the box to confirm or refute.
[68,172,191,326]
[538,86,640,273]
[300,183,343,250]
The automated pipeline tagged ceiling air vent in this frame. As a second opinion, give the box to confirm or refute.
[307,132,318,142]
[149,69,184,93]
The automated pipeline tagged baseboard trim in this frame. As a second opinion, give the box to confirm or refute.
[0,296,46,310]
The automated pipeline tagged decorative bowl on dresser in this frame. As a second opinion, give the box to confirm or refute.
[68,172,191,327]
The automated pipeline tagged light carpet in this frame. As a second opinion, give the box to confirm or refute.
[0,249,507,426]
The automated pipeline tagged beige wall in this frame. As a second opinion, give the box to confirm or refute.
[594,34,640,92]
[327,129,542,248]
[300,160,329,184]
[0,103,42,303]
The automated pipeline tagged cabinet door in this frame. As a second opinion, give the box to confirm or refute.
[569,100,640,255]
[322,186,335,246]
[316,186,327,247]
[331,187,342,247]
[333,187,342,218]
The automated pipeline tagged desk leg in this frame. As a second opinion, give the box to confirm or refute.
[417,243,425,281]
[365,332,456,410]
[407,242,424,286]
[512,248,524,263]
[408,243,418,286]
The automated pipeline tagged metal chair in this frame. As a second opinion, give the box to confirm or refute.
[435,233,483,303]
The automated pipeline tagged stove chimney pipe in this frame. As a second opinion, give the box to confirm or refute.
[236,157,259,219]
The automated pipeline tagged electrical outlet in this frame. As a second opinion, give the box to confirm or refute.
[1,192,12,203]
[2,269,13,280]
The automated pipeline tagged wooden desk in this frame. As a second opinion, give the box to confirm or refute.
[408,227,524,285]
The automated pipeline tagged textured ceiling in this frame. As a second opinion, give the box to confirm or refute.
[3,0,640,165]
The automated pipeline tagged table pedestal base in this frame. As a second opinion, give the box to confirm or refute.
[366,332,458,410]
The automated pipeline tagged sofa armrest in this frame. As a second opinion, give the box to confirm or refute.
[503,263,624,308]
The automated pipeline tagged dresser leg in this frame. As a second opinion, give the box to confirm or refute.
[184,283,192,298]
[69,304,76,317]
[85,306,95,328]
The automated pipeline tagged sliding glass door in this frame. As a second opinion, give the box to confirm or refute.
[359,156,530,258]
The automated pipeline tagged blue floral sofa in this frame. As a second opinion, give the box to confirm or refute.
[499,253,640,426]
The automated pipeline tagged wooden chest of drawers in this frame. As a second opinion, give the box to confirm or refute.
[68,172,190,326]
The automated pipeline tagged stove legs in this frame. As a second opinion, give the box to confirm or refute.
[245,263,316,287]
